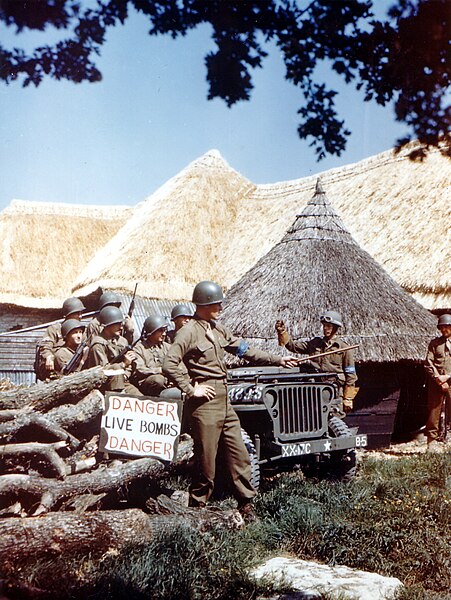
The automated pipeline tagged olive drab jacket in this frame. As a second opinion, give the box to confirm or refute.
[84,333,134,379]
[54,345,82,374]
[285,334,357,387]
[132,339,171,385]
[39,322,64,361]
[425,336,451,385]
[162,316,284,398]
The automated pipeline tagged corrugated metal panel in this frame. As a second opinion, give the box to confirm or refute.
[0,371,37,387]
[117,294,195,337]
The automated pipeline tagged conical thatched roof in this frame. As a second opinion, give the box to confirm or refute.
[220,181,437,362]
[72,150,255,300]
[72,143,450,310]
[0,200,132,308]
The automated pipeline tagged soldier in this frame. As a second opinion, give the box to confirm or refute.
[84,306,140,395]
[166,304,193,343]
[86,290,134,345]
[131,315,172,396]
[54,319,87,374]
[275,310,357,416]
[163,280,298,521]
[35,297,86,380]
[424,314,451,451]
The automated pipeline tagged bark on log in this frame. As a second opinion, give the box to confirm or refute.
[0,368,107,412]
[45,390,104,429]
[0,437,194,515]
[0,441,68,479]
[0,414,80,449]
[0,496,243,567]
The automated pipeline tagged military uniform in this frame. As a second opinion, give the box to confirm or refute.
[424,336,451,442]
[86,315,135,345]
[84,332,140,394]
[39,322,64,361]
[163,316,284,506]
[131,339,171,396]
[54,345,83,374]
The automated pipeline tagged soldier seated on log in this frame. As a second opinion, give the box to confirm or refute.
[84,306,141,395]
[130,315,173,396]
[54,319,88,375]
[35,297,86,381]
[275,310,358,417]
[86,290,134,345]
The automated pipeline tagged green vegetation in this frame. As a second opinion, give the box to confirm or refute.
[2,452,450,600]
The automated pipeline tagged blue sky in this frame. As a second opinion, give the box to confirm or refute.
[0,4,408,212]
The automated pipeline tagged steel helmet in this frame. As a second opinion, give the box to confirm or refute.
[171,304,193,320]
[320,310,343,328]
[61,319,85,339]
[192,281,224,306]
[98,306,123,327]
[437,314,451,328]
[143,315,168,336]
[62,297,86,318]
[99,291,121,309]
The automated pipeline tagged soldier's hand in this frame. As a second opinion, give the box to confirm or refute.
[123,350,136,367]
[280,356,298,368]
[275,320,286,333]
[343,398,353,413]
[192,382,216,400]
[45,355,55,371]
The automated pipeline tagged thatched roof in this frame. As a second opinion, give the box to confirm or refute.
[220,181,437,363]
[0,200,132,308]
[72,150,255,300]
[72,144,450,310]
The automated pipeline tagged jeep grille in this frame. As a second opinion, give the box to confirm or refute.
[268,385,330,442]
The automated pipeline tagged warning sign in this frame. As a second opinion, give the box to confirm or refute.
[99,393,182,462]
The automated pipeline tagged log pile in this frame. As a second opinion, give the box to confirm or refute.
[0,369,244,575]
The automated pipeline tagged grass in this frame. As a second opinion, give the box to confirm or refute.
[1,451,450,600]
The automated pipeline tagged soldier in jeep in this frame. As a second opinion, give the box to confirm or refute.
[275,310,357,417]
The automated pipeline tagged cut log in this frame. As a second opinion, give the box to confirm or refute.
[0,495,243,567]
[45,389,104,430]
[0,441,68,480]
[0,437,194,515]
[0,413,80,449]
[0,368,107,412]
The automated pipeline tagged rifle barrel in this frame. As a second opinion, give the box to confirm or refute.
[296,343,360,363]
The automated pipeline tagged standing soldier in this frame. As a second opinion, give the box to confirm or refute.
[275,310,357,416]
[87,291,135,344]
[131,315,172,396]
[424,314,451,451]
[35,297,86,380]
[84,306,140,395]
[163,281,298,521]
[167,304,193,343]
[54,319,87,374]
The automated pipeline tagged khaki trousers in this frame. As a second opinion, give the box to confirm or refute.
[186,380,256,506]
[426,382,450,442]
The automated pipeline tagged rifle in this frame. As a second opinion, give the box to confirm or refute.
[62,337,91,375]
[128,283,138,318]
[0,311,97,337]
[294,343,360,363]
[109,330,144,364]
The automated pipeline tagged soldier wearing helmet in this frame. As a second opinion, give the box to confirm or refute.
[35,297,86,380]
[86,290,134,344]
[424,314,451,450]
[275,310,357,417]
[54,319,87,374]
[166,304,194,343]
[130,314,172,396]
[163,281,298,521]
[84,306,140,394]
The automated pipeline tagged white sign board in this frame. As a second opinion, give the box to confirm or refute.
[100,393,182,462]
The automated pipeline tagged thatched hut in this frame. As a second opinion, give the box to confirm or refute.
[72,150,254,302]
[0,200,132,384]
[221,181,438,446]
[72,144,450,312]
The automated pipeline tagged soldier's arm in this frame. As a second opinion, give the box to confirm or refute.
[219,324,285,366]
[343,348,357,387]
[162,330,196,397]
